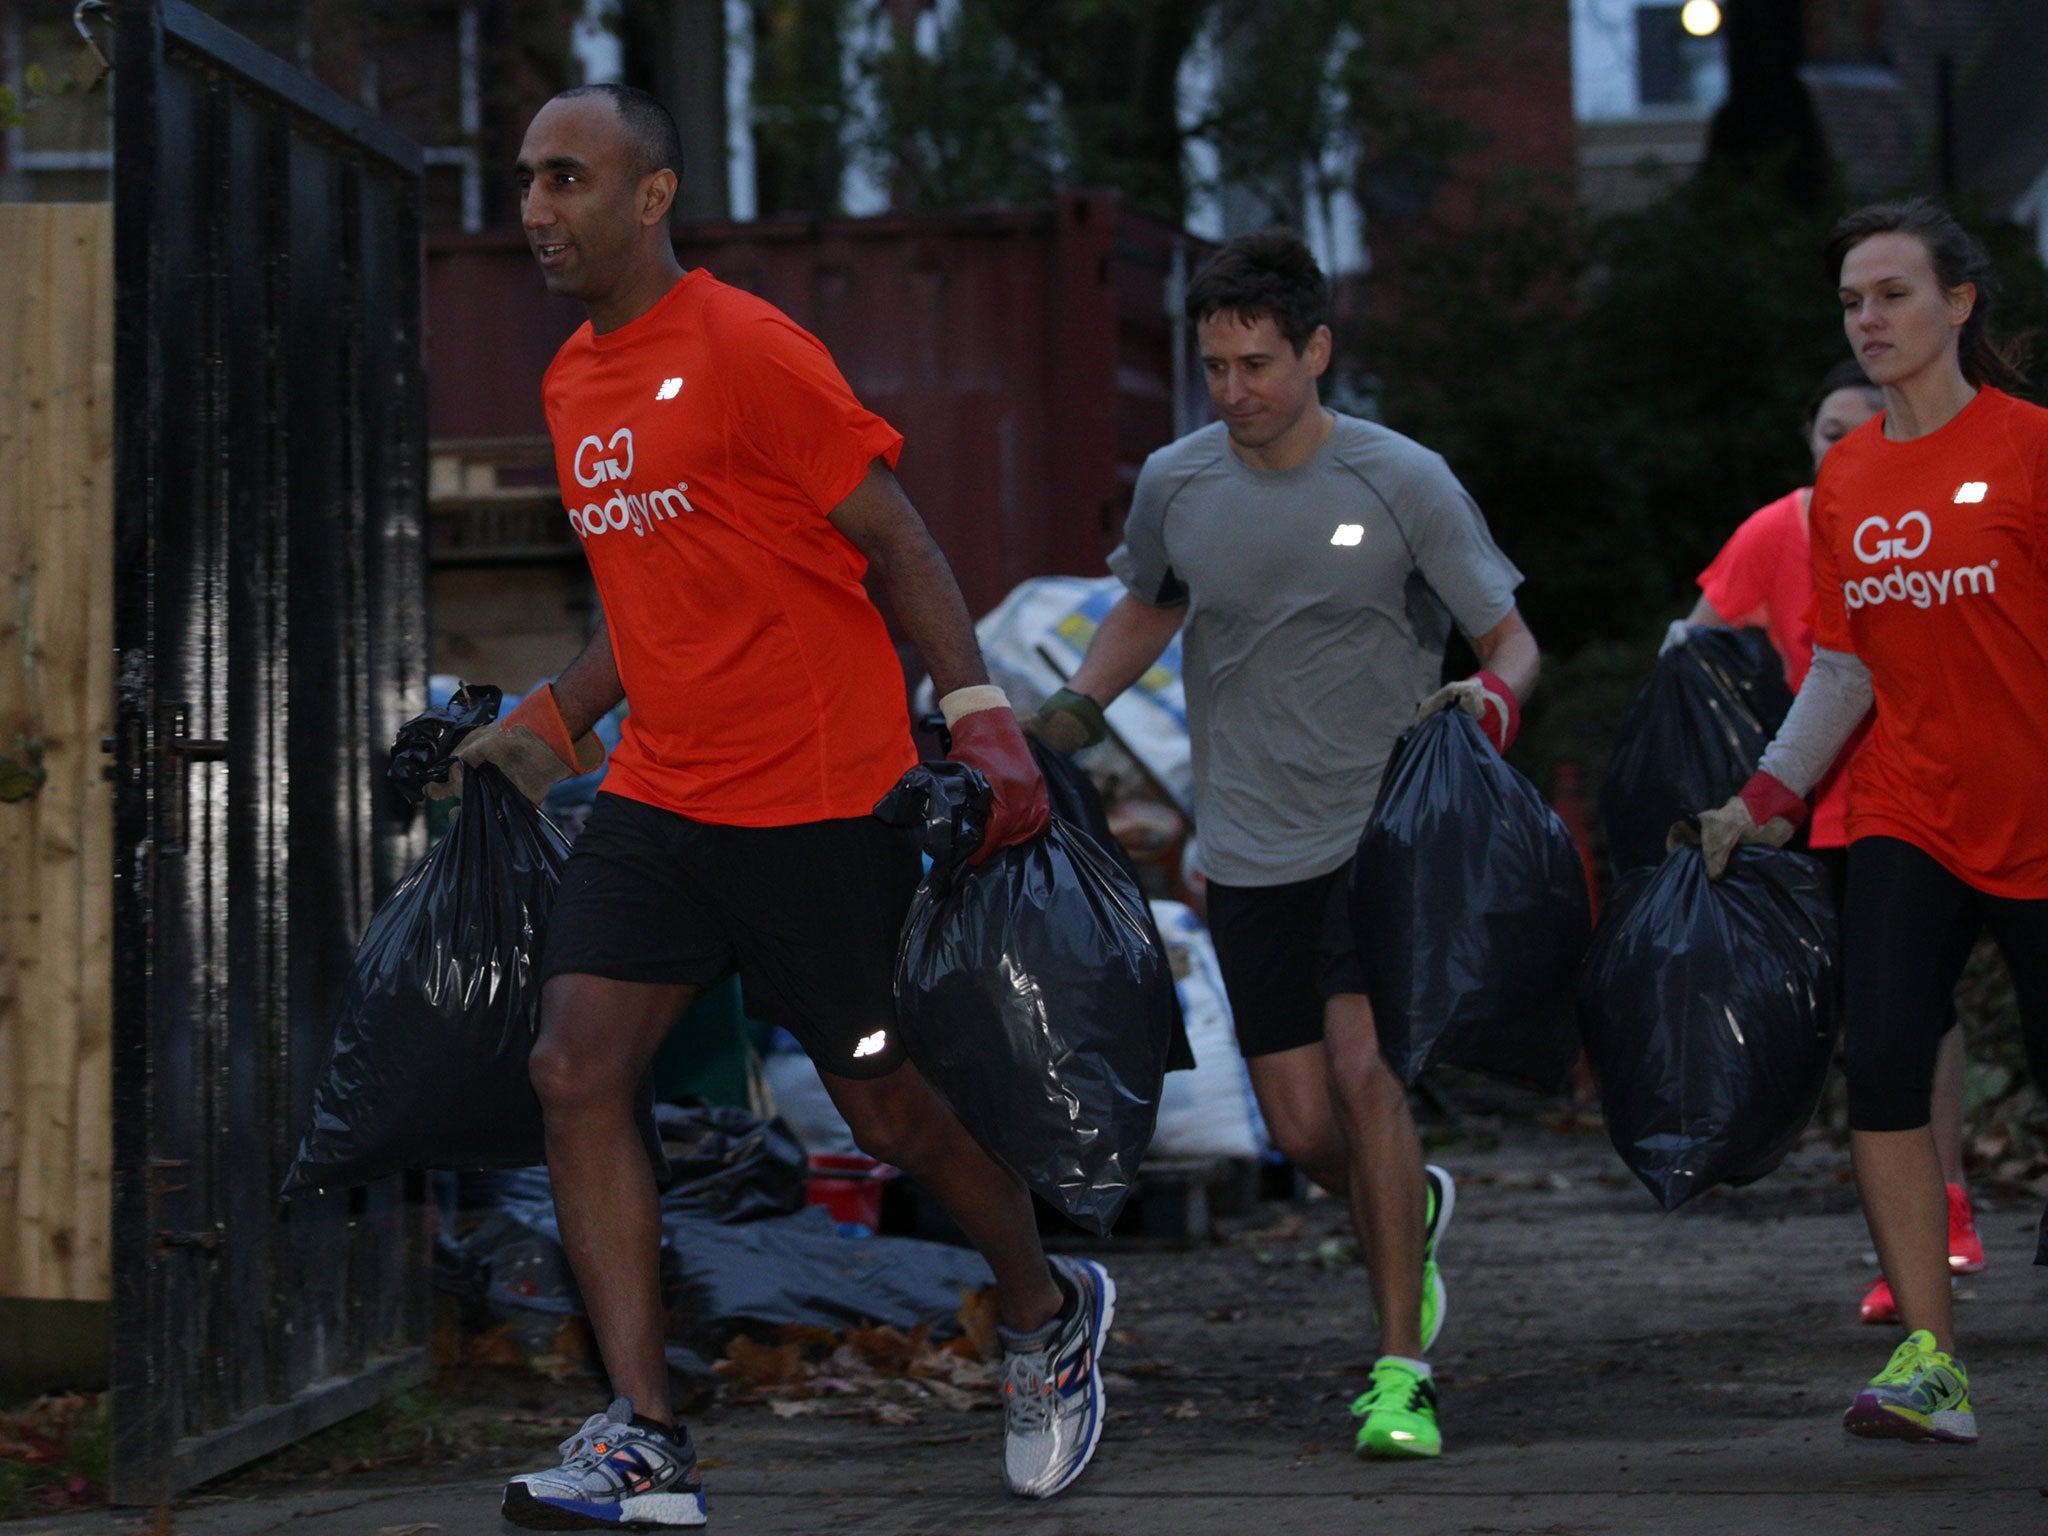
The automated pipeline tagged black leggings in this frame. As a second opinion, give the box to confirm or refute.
[1842,836,2048,1133]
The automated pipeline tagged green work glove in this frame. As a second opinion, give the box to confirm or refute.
[1024,687,1109,756]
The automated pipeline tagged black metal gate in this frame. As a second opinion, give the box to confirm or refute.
[109,0,430,1502]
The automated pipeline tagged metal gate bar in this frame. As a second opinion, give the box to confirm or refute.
[110,0,429,1502]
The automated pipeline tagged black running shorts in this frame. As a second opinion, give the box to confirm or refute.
[1204,862,1367,1059]
[1841,836,2048,1132]
[540,791,922,1080]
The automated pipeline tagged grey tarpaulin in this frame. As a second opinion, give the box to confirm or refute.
[434,1167,991,1352]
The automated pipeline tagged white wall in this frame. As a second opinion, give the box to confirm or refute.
[1572,0,1727,122]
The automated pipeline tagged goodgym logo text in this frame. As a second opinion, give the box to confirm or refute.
[568,428,695,539]
[1843,510,1996,612]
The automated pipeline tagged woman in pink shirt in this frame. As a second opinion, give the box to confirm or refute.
[1670,358,1985,1321]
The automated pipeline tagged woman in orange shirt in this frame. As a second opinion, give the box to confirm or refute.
[1672,362,1986,1323]
[1693,199,2048,1448]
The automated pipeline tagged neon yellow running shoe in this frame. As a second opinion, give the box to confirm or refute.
[1351,1357,1440,1459]
[1842,1329,1976,1445]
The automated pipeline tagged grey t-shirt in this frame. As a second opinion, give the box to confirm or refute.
[1108,414,1523,887]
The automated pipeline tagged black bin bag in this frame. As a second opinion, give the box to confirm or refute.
[1028,737,1194,1074]
[1351,706,1590,1089]
[1600,628,1794,875]
[284,760,568,1193]
[877,764,1175,1235]
[1578,844,1839,1211]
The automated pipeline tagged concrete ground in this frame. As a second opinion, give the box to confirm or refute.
[14,1122,2047,1536]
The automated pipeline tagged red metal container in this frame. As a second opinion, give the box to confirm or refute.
[423,194,1210,618]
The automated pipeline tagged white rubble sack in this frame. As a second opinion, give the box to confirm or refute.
[1148,900,1268,1160]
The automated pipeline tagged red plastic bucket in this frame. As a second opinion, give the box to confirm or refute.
[806,1153,896,1231]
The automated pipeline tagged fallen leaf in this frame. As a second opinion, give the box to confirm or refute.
[950,1286,1001,1362]
[718,1336,809,1391]
[1243,1213,1305,1244]
[910,1377,990,1413]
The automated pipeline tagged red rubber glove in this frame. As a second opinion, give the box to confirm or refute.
[1737,770,1807,830]
[940,685,1050,865]
[1416,669,1521,753]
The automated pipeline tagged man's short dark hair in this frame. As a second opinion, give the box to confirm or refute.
[1184,230,1330,355]
[556,82,685,181]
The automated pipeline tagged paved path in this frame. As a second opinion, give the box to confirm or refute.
[21,1125,2047,1536]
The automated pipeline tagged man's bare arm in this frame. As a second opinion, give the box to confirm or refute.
[1471,607,1540,702]
[827,459,989,699]
[549,609,626,737]
[1066,593,1186,706]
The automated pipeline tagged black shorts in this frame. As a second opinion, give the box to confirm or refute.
[1205,862,1366,1059]
[1841,836,2048,1132]
[540,792,922,1080]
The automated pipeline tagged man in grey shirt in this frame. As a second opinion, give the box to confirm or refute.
[1031,231,1538,1462]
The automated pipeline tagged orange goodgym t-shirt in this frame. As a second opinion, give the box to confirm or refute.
[1696,488,1860,847]
[542,270,916,826]
[1809,387,2048,896]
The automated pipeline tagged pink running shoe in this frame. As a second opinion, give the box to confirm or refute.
[1946,1184,1986,1274]
[1859,1276,1899,1326]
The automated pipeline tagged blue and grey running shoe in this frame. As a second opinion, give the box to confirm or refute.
[998,1255,1116,1498]
[502,1396,708,1530]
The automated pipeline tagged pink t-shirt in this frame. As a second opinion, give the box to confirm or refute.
[1696,488,1859,847]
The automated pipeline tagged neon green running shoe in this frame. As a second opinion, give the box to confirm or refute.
[1371,1165,1455,1351]
[1420,1165,1454,1352]
[1351,1357,1440,1459]
[1842,1329,1977,1445]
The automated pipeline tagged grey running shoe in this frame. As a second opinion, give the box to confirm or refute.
[998,1255,1116,1499]
[1421,1164,1455,1352]
[502,1396,708,1530]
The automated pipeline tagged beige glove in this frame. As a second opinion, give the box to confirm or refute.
[426,684,604,806]
[1416,670,1519,752]
[1667,795,1795,879]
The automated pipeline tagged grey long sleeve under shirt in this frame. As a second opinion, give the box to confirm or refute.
[1758,645,1875,797]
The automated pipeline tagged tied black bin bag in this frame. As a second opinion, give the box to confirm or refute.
[1351,706,1590,1089]
[284,759,565,1193]
[876,764,1175,1235]
[1027,737,1194,1074]
[1578,844,1839,1211]
[1600,628,1794,875]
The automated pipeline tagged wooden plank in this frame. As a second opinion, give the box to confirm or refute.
[0,204,115,1303]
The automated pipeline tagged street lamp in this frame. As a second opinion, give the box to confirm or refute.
[1680,0,1723,36]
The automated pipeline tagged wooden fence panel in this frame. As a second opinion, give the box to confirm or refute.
[0,203,116,1304]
